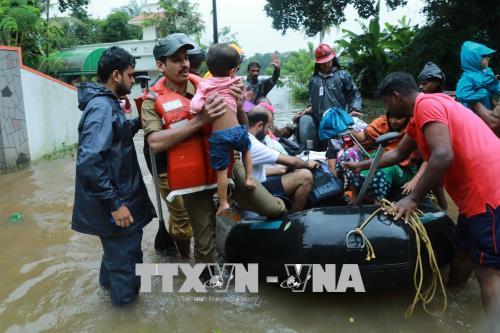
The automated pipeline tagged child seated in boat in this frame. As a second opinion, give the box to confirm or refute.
[190,43,255,215]
[333,112,447,208]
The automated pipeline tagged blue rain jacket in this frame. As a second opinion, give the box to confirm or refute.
[72,83,156,237]
[456,41,500,110]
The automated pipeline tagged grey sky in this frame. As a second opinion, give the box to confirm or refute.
[86,0,425,56]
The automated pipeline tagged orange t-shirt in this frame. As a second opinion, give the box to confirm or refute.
[406,93,500,217]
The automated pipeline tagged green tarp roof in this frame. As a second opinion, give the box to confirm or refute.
[51,48,106,76]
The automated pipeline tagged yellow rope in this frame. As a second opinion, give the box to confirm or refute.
[354,208,381,261]
[354,199,448,317]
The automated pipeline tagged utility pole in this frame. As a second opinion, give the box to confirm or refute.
[46,0,50,57]
[212,0,218,44]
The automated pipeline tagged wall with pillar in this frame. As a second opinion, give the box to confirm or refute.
[0,46,80,170]
[0,48,30,169]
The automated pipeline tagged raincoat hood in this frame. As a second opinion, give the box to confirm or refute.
[417,62,445,83]
[456,42,500,110]
[77,82,116,111]
[460,41,495,72]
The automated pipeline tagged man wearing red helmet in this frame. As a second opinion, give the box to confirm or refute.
[295,44,362,147]
[310,43,362,120]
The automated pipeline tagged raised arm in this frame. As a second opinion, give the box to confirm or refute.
[262,53,281,95]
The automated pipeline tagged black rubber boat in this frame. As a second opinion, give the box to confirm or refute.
[216,200,453,291]
[215,132,455,291]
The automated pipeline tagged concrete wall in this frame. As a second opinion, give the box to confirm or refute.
[0,49,30,169]
[21,69,80,160]
[143,26,157,41]
[0,46,80,169]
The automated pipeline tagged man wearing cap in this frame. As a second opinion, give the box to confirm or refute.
[140,33,199,259]
[188,47,206,76]
[142,33,282,266]
[244,53,281,103]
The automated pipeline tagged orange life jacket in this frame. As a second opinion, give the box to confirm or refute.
[151,74,233,199]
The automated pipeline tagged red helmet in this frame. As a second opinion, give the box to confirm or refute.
[315,43,336,64]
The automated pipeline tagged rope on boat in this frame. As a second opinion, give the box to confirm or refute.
[354,209,379,261]
[354,199,448,317]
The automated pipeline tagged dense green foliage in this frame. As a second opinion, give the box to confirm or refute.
[54,0,89,15]
[265,0,499,92]
[145,0,204,39]
[99,11,142,43]
[0,0,143,69]
[0,0,205,72]
[1,0,497,97]
[280,43,315,101]
[337,6,416,97]
[399,0,499,89]
[0,0,54,67]
[264,0,407,36]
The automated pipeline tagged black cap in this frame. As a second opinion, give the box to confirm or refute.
[153,33,195,60]
[188,47,206,64]
[417,61,446,83]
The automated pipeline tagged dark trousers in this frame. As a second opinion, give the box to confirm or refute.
[99,230,143,306]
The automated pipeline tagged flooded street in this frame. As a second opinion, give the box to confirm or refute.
[0,87,486,332]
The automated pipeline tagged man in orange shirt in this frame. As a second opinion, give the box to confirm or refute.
[345,72,500,309]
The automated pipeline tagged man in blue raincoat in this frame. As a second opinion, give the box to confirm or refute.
[456,41,500,110]
[72,46,156,306]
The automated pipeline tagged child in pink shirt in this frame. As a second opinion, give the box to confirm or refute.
[191,43,255,215]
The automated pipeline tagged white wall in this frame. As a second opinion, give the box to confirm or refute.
[143,26,157,41]
[21,70,80,160]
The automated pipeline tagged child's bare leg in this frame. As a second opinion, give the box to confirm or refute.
[216,169,230,215]
[242,150,256,190]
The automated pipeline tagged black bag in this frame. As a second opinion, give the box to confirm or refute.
[278,137,302,156]
[308,167,344,206]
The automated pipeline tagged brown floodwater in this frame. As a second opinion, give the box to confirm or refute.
[0,89,488,332]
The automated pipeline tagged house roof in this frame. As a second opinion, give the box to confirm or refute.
[128,12,164,26]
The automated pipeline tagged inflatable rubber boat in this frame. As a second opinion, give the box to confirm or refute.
[216,200,453,291]
[216,132,455,291]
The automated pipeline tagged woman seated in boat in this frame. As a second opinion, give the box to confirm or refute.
[329,112,447,208]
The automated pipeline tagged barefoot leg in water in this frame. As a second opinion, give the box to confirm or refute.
[476,266,500,311]
[448,246,474,286]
